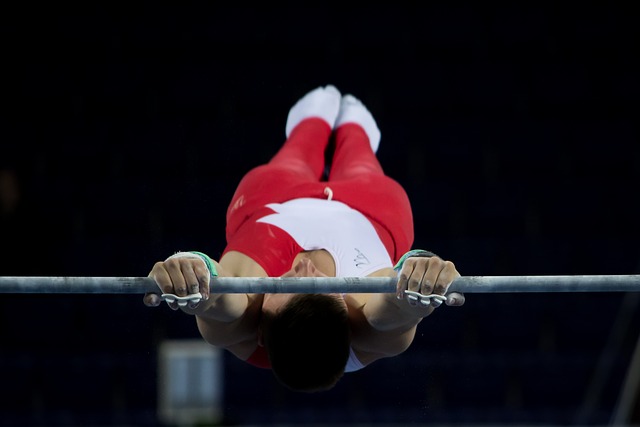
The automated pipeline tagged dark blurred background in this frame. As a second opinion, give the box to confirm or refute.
[1,3,639,426]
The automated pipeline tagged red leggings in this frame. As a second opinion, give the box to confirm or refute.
[225,119,414,262]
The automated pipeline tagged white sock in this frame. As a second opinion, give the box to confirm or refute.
[285,85,342,137]
[335,94,381,153]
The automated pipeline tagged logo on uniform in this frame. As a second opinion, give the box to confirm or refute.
[354,248,370,268]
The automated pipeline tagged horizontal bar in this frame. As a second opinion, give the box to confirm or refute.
[0,275,638,294]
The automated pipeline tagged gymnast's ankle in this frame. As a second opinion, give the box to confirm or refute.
[285,85,341,138]
[335,94,381,153]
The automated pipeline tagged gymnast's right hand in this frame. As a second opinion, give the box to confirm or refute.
[144,253,212,313]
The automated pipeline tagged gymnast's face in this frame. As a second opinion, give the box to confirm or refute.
[261,258,347,322]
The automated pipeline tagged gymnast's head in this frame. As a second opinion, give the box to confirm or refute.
[260,258,351,392]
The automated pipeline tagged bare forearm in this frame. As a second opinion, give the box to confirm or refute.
[363,293,425,332]
[351,293,421,360]
[362,269,433,332]
[196,311,253,348]
[196,293,250,322]
[189,258,251,322]
[195,293,261,348]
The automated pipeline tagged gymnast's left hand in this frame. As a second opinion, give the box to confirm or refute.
[143,255,211,313]
[395,256,465,311]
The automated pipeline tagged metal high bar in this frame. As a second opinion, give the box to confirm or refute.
[0,275,638,294]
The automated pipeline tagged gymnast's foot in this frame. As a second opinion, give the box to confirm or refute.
[285,85,342,137]
[335,94,381,153]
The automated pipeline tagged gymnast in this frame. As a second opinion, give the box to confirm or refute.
[144,85,465,392]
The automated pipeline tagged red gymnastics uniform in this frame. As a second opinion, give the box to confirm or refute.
[221,119,415,369]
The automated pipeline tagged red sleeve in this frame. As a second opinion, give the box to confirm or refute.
[245,346,272,369]
[223,212,302,277]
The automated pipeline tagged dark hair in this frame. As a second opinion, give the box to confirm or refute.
[263,294,351,392]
